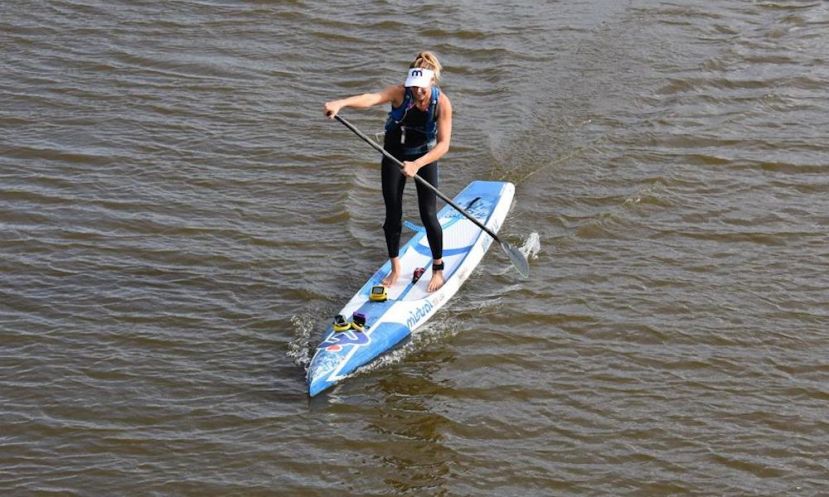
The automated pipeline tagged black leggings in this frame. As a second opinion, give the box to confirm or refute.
[381,155,442,260]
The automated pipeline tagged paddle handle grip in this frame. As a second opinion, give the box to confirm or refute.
[334,114,502,244]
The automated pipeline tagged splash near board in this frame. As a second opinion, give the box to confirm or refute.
[307,180,515,396]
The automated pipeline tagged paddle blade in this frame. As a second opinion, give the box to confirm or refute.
[501,241,530,278]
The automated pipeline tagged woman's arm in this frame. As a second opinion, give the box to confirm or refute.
[324,85,403,118]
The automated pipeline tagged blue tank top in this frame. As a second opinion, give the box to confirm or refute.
[384,87,440,155]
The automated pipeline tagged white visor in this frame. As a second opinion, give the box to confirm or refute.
[404,68,434,88]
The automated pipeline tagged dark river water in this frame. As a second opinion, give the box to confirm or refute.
[1,1,827,496]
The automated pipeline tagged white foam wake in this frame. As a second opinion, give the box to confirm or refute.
[288,314,314,370]
[520,232,541,260]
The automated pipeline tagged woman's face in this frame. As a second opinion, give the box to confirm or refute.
[412,80,432,100]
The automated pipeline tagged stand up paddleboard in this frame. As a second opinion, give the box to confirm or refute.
[307,180,515,396]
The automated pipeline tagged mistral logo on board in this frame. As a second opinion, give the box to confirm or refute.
[406,301,433,330]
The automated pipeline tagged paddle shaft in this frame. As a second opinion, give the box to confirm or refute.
[334,115,503,244]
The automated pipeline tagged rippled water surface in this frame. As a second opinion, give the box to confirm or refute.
[2,1,828,495]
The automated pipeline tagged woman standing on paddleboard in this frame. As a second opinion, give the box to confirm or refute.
[324,51,453,292]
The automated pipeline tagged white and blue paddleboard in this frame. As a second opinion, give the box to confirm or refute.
[307,180,515,396]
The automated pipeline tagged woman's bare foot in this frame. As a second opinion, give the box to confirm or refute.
[427,259,445,292]
[382,258,401,287]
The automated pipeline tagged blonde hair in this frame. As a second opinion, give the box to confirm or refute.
[409,51,442,82]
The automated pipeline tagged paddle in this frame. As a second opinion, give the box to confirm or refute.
[332,114,530,278]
